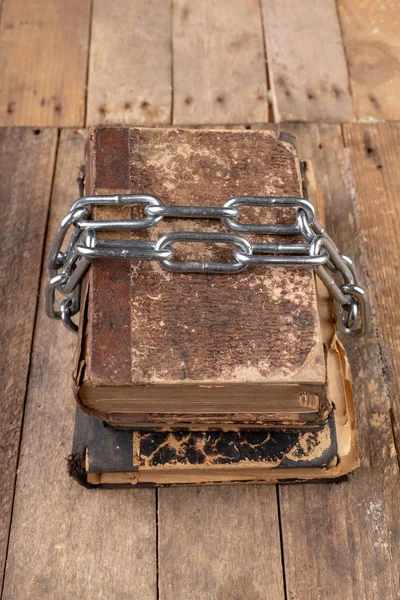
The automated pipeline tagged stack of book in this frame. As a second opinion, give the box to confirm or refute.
[68,127,358,486]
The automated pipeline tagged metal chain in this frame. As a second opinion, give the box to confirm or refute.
[46,194,370,337]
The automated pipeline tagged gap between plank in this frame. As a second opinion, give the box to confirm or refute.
[84,0,95,127]
[156,488,160,600]
[333,0,355,113]
[169,0,174,126]
[276,485,288,600]
[0,128,61,600]
[258,0,274,123]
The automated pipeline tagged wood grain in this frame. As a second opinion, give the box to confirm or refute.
[338,0,400,120]
[87,0,172,126]
[0,0,91,126]
[0,128,57,590]
[343,123,400,452]
[2,130,157,600]
[261,0,354,122]
[173,0,268,125]
[276,123,400,600]
[158,486,284,600]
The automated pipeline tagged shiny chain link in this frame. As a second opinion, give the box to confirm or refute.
[46,194,370,337]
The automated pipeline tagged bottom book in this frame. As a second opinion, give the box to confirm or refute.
[67,285,359,487]
[68,408,352,487]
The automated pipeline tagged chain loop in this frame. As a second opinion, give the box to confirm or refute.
[74,194,164,230]
[155,231,252,273]
[47,207,89,274]
[222,196,315,235]
[46,194,370,337]
[235,243,329,266]
[60,297,79,334]
[145,205,239,220]
[335,284,370,337]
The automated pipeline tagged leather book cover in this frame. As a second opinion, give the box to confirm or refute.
[68,268,359,486]
[74,127,329,428]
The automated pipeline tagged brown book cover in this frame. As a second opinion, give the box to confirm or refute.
[68,280,359,486]
[74,127,330,429]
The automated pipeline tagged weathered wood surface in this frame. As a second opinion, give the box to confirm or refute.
[87,0,172,126]
[173,0,268,125]
[2,130,157,600]
[0,128,57,590]
[343,123,400,450]
[158,486,284,600]
[338,0,400,120]
[261,0,354,123]
[278,123,400,600]
[1,2,400,126]
[0,0,91,126]
[1,125,399,598]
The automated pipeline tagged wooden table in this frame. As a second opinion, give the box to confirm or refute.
[0,1,399,598]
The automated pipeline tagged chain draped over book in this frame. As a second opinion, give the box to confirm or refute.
[45,194,370,337]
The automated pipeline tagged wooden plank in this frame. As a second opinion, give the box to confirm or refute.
[87,0,172,126]
[2,129,157,600]
[158,486,285,600]
[0,0,91,126]
[173,0,268,125]
[0,128,57,590]
[338,0,400,120]
[343,123,400,450]
[275,123,400,599]
[261,0,354,123]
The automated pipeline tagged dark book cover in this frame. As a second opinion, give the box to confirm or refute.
[68,408,343,487]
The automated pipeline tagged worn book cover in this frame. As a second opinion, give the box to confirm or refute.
[68,280,358,486]
[74,127,331,429]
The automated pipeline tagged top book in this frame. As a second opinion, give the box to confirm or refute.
[74,127,330,429]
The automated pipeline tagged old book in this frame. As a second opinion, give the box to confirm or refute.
[68,279,359,486]
[69,410,339,486]
[74,127,331,429]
